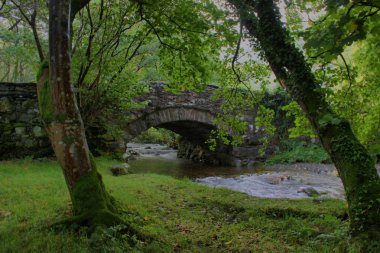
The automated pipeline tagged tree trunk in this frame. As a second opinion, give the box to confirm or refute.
[36,0,123,229]
[228,0,380,250]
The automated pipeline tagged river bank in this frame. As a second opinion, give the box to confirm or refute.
[0,157,349,252]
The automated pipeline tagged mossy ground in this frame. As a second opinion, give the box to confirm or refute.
[0,157,353,252]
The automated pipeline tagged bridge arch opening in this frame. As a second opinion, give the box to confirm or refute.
[125,108,233,165]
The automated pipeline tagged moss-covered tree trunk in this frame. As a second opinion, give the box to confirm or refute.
[36,0,123,228]
[228,0,380,249]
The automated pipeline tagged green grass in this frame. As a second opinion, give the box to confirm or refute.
[0,157,351,252]
[267,140,331,165]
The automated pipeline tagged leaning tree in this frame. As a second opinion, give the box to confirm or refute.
[36,0,229,229]
[37,0,124,228]
[227,0,379,250]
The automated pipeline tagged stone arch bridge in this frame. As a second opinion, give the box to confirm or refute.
[124,83,267,166]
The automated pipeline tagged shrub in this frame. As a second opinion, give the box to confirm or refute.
[267,139,330,164]
[133,127,178,147]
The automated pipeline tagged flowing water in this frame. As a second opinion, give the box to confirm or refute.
[126,143,349,199]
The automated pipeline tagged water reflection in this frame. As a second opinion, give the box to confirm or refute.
[128,155,266,179]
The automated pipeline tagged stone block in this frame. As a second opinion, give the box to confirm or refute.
[8,113,16,121]
[19,113,33,122]
[24,139,35,148]
[22,99,36,110]
[0,97,11,112]
[15,127,25,135]
[33,126,45,138]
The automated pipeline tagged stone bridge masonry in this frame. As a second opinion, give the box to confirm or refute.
[124,82,269,166]
[0,82,272,165]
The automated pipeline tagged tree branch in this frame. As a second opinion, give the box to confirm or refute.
[161,13,207,35]
[10,0,31,24]
[11,0,45,61]
[71,0,91,19]
[8,18,21,30]
[0,0,6,12]
[137,0,181,51]
[339,53,353,97]
[231,20,243,84]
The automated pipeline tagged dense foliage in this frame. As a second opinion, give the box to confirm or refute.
[1,1,379,155]
[0,0,239,147]
[283,0,380,159]
[267,139,330,165]
[132,127,178,147]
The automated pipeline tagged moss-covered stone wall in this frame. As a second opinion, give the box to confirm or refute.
[0,82,52,159]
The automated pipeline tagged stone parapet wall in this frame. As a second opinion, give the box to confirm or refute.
[0,82,51,159]
[130,82,256,122]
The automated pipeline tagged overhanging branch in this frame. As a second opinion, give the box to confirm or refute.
[71,0,91,19]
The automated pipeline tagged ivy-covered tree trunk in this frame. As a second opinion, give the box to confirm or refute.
[228,0,380,249]
[36,0,123,228]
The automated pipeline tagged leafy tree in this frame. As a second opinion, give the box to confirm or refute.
[35,0,126,229]
[0,28,39,82]
[0,0,47,81]
[70,0,160,151]
[281,100,316,138]
[71,0,229,149]
[227,0,380,250]
[283,0,380,158]
[1,0,231,153]
[32,0,234,230]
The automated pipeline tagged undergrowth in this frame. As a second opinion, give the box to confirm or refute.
[267,139,331,165]
[132,127,178,147]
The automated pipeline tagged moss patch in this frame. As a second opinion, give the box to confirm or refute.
[0,97,12,112]
[38,80,56,123]
[36,60,49,81]
[67,155,124,230]
[72,168,117,215]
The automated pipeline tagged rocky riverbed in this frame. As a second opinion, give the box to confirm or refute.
[125,143,380,199]
[196,166,344,199]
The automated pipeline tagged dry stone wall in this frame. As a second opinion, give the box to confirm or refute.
[0,82,281,165]
[0,82,51,159]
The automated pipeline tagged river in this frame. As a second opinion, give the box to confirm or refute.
[125,143,358,199]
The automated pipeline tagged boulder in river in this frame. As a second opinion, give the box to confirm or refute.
[297,187,320,197]
[266,175,292,185]
[123,150,140,162]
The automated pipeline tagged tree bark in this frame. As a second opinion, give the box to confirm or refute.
[228,0,380,250]
[36,0,123,229]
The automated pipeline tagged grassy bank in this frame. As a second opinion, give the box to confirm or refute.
[267,140,331,165]
[0,157,350,252]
